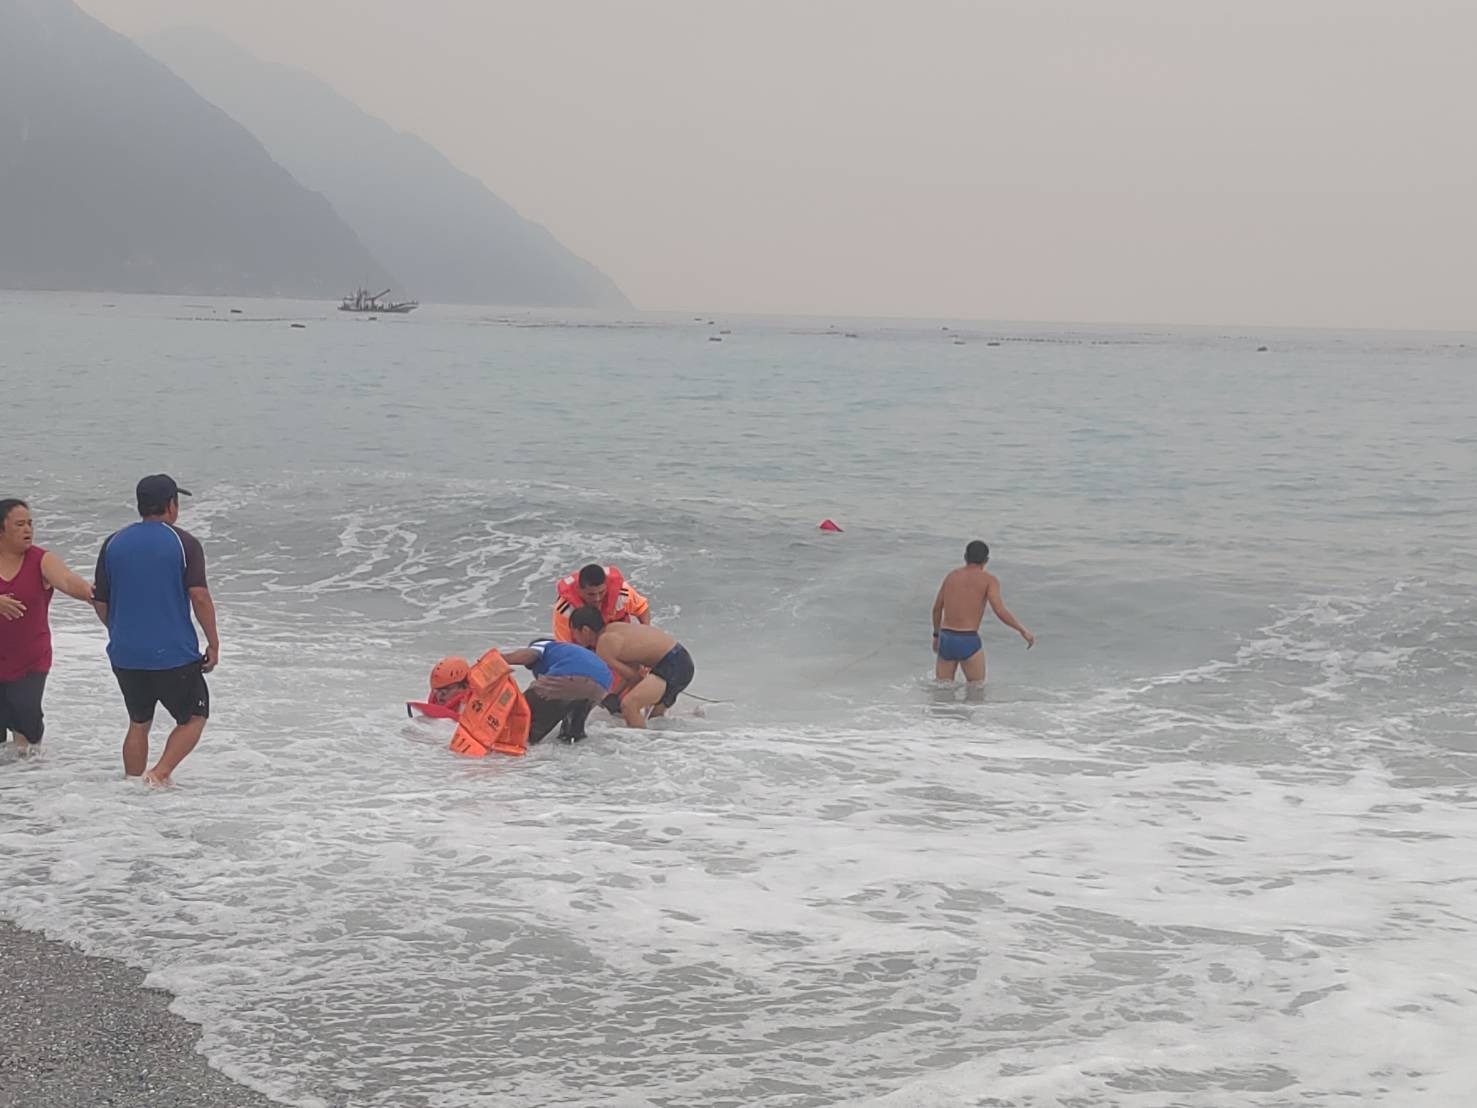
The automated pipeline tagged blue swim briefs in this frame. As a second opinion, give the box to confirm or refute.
[936,629,983,662]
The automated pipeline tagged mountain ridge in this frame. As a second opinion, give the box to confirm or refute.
[0,0,394,298]
[146,27,631,310]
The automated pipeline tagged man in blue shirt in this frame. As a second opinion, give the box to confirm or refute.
[93,475,220,787]
[500,638,613,744]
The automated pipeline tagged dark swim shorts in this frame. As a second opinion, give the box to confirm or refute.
[936,629,983,662]
[113,661,210,725]
[0,672,48,743]
[650,644,695,708]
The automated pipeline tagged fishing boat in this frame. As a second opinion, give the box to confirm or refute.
[339,288,418,314]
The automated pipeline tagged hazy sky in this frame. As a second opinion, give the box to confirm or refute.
[81,0,1477,328]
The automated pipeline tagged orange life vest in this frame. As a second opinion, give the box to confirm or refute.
[555,565,629,623]
[448,649,531,758]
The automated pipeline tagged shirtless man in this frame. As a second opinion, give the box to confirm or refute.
[569,606,695,729]
[931,540,1033,684]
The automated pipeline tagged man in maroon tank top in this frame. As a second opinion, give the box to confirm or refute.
[0,498,100,755]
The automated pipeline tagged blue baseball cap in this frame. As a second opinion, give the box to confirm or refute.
[136,474,192,513]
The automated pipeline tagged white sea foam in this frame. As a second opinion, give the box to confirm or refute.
[6,686,1476,1106]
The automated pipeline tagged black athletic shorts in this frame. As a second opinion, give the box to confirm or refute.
[650,644,695,709]
[113,661,210,725]
[0,671,47,743]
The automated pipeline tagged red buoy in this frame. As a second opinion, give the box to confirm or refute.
[818,519,843,532]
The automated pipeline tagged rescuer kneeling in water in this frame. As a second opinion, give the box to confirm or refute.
[569,607,695,729]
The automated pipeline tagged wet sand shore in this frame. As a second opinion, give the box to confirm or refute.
[0,922,281,1108]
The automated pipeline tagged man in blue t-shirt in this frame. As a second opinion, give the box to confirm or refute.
[500,638,613,744]
[93,475,220,787]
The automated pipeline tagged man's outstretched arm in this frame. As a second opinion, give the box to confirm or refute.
[40,551,95,603]
[987,581,1034,648]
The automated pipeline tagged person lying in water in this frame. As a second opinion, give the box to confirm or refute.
[569,606,694,729]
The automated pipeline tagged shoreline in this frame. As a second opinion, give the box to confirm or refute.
[0,920,283,1108]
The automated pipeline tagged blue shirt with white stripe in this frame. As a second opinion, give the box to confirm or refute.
[95,521,206,670]
[525,639,613,690]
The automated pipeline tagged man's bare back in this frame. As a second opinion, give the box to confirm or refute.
[596,621,677,668]
[937,565,995,633]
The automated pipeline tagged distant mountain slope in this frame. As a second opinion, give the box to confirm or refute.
[0,0,392,297]
[148,28,631,309]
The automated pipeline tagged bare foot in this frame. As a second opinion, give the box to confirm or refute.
[13,736,36,758]
[648,703,668,720]
[142,768,173,788]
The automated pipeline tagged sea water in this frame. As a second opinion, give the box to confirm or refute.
[2,292,1474,1106]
